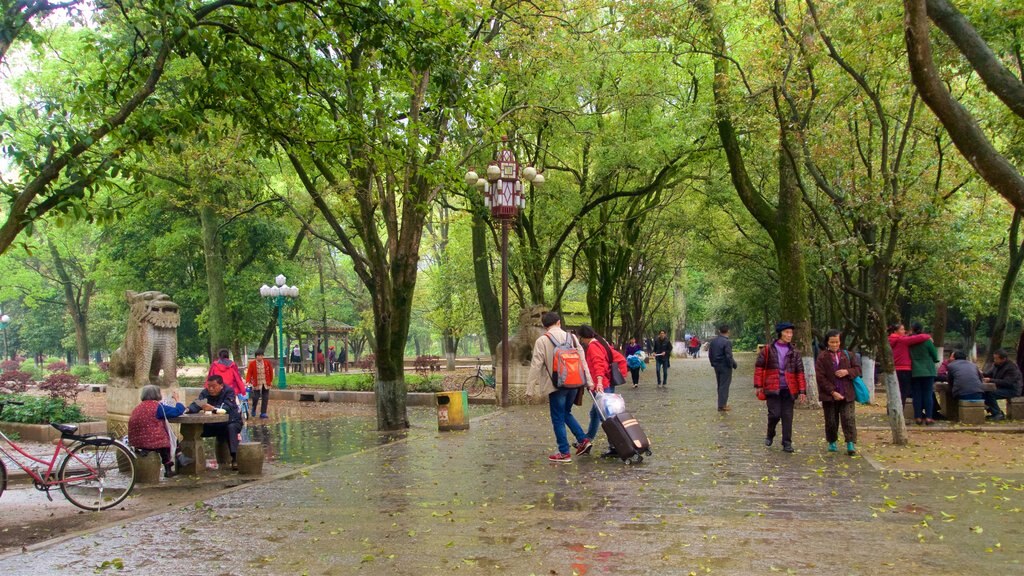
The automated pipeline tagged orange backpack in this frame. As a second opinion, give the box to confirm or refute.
[546,333,587,389]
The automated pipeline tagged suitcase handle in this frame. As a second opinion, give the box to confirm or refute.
[588,387,608,423]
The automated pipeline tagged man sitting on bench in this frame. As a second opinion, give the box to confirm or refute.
[188,374,243,470]
[983,349,1023,422]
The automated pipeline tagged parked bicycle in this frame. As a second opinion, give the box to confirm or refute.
[0,400,137,511]
[462,363,496,397]
[239,386,252,421]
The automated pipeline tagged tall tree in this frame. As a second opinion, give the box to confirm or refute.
[0,1,305,253]
[904,0,1024,211]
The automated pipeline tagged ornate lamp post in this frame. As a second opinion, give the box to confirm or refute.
[260,275,299,389]
[465,136,543,406]
[0,313,10,361]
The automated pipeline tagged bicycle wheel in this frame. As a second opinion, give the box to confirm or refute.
[59,441,136,511]
[464,375,486,397]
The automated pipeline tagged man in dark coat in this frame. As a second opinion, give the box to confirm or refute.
[983,348,1023,420]
[708,324,738,412]
[652,330,673,387]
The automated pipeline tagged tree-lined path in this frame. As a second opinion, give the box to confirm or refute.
[5,358,1020,575]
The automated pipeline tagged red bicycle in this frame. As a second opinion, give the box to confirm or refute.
[0,400,137,510]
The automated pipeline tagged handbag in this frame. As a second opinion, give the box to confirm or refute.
[598,337,627,388]
[843,350,870,404]
[756,345,771,400]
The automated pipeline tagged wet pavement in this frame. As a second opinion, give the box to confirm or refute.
[2,355,1022,574]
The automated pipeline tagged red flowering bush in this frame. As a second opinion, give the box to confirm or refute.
[1,359,22,372]
[46,360,69,372]
[0,370,33,394]
[355,353,375,370]
[38,372,81,403]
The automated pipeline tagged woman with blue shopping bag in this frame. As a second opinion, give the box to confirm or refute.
[814,330,860,456]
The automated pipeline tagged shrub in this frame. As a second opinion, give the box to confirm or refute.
[84,370,110,384]
[70,365,93,378]
[0,370,33,393]
[1,359,22,372]
[413,355,442,377]
[98,361,111,373]
[38,372,81,403]
[45,360,69,372]
[355,353,375,371]
[0,394,87,424]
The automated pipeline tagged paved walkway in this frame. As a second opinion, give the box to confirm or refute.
[4,356,1023,574]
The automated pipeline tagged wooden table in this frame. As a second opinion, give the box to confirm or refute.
[168,412,228,476]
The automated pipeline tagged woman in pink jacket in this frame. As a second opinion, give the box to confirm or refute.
[887,323,931,404]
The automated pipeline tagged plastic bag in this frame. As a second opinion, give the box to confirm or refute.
[595,392,626,418]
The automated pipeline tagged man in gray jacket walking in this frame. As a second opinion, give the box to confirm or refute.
[708,324,738,411]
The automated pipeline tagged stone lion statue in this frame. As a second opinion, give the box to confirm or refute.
[110,290,180,388]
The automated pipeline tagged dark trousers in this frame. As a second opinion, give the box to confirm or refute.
[822,400,857,443]
[202,421,242,458]
[251,387,270,415]
[629,367,641,385]
[986,388,1015,416]
[766,391,796,445]
[910,376,935,419]
[714,366,733,409]
[896,370,912,403]
[656,358,669,385]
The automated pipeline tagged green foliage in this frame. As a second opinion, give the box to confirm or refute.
[0,394,88,424]
[284,372,443,392]
[70,365,92,378]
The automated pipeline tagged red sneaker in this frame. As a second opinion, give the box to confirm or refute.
[548,452,572,463]
[575,438,593,456]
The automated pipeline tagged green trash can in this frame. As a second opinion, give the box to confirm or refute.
[436,390,469,431]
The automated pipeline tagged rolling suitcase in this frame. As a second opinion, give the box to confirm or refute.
[590,389,652,464]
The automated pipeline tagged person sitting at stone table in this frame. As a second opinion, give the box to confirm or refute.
[128,385,187,478]
[982,348,1023,421]
[946,350,989,409]
[188,374,243,470]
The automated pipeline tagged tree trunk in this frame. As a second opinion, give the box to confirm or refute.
[861,355,876,403]
[47,239,92,365]
[987,210,1024,363]
[471,209,501,356]
[872,316,908,445]
[932,298,947,348]
[199,205,231,359]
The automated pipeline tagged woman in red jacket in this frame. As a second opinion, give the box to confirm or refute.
[577,325,628,458]
[887,323,931,404]
[208,348,246,397]
[754,322,808,453]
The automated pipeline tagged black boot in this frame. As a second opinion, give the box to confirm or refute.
[164,462,177,478]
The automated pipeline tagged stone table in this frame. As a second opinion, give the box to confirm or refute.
[168,412,228,476]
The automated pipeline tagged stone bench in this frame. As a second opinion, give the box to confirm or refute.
[958,400,986,425]
[134,450,163,484]
[1005,396,1024,420]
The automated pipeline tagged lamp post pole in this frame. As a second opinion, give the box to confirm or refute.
[261,275,299,389]
[0,313,10,361]
[465,136,543,406]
